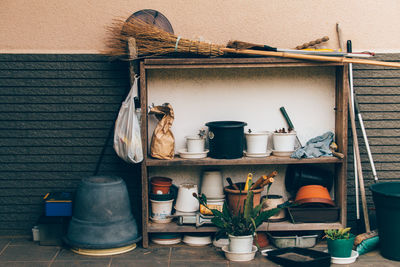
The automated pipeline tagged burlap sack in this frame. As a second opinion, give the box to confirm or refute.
[149,103,175,159]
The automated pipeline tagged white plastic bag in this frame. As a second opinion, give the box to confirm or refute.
[113,76,143,163]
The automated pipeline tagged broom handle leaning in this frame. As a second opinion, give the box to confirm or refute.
[221,48,400,68]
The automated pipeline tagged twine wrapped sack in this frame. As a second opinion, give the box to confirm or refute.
[149,103,175,159]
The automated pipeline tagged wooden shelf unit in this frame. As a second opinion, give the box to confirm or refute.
[139,57,348,248]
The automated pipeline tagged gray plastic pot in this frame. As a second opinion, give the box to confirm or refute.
[64,175,141,249]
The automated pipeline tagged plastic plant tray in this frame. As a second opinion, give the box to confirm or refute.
[266,247,331,267]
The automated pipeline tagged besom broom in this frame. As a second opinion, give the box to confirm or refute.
[105,17,400,68]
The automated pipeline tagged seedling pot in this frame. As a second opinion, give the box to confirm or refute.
[273,132,297,151]
[186,135,205,153]
[245,131,270,154]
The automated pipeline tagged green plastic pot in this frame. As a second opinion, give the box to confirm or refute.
[327,234,355,258]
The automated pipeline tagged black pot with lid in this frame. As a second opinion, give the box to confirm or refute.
[205,121,247,159]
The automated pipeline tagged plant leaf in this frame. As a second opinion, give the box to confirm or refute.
[243,190,254,222]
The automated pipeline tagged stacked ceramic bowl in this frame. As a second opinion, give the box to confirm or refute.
[149,177,175,223]
[200,170,225,214]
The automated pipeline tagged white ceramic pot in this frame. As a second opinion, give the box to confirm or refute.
[228,234,254,253]
[201,170,224,198]
[186,136,205,153]
[245,131,271,154]
[261,195,286,221]
[272,132,297,151]
[175,183,199,212]
[150,199,174,223]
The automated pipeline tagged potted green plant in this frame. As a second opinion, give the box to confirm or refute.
[195,190,288,254]
[324,228,355,257]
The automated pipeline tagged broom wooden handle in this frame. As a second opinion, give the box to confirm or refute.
[221,48,400,68]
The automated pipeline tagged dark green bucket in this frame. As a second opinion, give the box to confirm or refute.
[370,182,400,261]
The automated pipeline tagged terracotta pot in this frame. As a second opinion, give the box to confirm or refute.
[224,186,263,215]
[295,185,334,206]
[254,232,269,248]
[150,177,173,195]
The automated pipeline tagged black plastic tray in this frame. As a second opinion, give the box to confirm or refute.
[266,247,331,267]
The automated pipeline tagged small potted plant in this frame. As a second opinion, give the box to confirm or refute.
[245,128,271,156]
[185,129,206,153]
[272,128,297,152]
[195,190,288,259]
[324,228,355,258]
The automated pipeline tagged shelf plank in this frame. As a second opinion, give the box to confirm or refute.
[143,57,344,69]
[147,221,344,233]
[145,156,342,167]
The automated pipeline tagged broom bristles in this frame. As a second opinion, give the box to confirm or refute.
[104,17,225,58]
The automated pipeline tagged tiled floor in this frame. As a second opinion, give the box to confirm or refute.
[0,237,398,266]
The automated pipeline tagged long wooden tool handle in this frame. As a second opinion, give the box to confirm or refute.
[221,48,400,68]
[349,82,371,233]
[250,175,266,190]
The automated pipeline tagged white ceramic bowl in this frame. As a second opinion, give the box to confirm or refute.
[331,250,359,264]
[222,245,258,262]
[183,233,212,246]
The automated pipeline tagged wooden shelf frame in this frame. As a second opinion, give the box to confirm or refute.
[139,57,348,248]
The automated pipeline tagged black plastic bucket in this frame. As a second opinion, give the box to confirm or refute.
[370,182,400,261]
[205,121,247,159]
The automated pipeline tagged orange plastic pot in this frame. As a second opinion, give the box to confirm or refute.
[295,185,334,206]
[150,177,173,195]
[224,186,263,215]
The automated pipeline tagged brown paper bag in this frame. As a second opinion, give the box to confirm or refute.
[149,103,175,159]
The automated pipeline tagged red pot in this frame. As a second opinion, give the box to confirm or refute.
[151,177,173,195]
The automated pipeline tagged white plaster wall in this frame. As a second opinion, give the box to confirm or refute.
[147,66,336,199]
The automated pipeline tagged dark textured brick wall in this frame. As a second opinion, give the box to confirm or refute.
[347,54,400,230]
[0,53,399,236]
[0,54,141,236]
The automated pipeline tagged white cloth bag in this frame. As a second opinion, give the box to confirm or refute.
[113,76,143,163]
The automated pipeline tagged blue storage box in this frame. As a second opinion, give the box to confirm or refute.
[43,192,73,217]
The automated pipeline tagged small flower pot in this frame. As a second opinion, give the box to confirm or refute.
[150,199,174,223]
[327,234,356,257]
[150,177,172,195]
[245,131,270,154]
[272,132,297,151]
[186,136,205,153]
[228,234,254,253]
